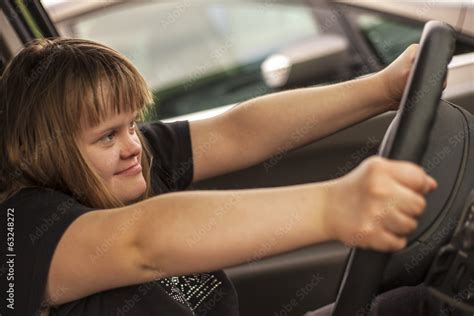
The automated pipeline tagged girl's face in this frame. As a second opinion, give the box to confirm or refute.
[77,110,146,204]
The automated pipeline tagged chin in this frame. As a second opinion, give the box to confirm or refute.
[115,176,147,204]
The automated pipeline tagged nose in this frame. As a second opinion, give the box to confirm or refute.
[120,133,141,160]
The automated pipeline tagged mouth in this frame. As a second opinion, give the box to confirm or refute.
[115,162,142,176]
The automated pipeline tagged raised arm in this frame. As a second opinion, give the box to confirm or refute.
[189,45,418,182]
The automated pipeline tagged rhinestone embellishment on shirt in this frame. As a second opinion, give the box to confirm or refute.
[159,272,222,313]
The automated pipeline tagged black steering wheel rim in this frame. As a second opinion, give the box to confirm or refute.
[332,21,456,316]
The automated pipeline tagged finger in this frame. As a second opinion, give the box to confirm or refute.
[406,43,419,63]
[368,183,420,235]
[428,176,438,192]
[391,181,428,218]
[382,207,419,236]
[386,160,437,194]
[389,43,417,67]
[369,231,407,252]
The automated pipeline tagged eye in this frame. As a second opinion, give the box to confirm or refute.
[100,131,116,143]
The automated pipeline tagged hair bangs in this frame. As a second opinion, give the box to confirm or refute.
[72,50,153,131]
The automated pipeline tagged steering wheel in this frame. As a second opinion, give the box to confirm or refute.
[333,21,456,316]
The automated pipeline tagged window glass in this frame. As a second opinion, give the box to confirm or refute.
[355,13,474,66]
[50,2,318,120]
[356,14,422,65]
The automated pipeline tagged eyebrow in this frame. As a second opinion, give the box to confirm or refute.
[91,112,139,139]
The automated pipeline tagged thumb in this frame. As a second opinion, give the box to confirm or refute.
[424,175,438,194]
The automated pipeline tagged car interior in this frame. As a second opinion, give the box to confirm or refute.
[1,1,473,315]
[333,21,473,315]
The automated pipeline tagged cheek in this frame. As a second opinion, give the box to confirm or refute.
[87,148,121,179]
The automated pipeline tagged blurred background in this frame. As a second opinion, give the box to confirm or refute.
[40,0,474,121]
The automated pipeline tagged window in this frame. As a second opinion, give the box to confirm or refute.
[356,15,423,65]
[48,1,318,120]
[354,13,474,66]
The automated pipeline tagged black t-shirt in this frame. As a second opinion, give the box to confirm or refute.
[0,120,239,315]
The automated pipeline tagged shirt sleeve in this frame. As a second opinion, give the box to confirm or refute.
[0,187,95,315]
[139,120,194,193]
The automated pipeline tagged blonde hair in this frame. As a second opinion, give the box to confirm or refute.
[0,38,156,209]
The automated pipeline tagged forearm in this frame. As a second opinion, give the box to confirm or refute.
[227,74,391,162]
[133,182,330,277]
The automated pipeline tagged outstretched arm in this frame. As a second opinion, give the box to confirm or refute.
[134,156,435,278]
[189,45,417,183]
[45,156,435,305]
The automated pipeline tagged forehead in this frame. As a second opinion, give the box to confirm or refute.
[90,108,136,125]
[79,109,138,139]
[75,74,147,133]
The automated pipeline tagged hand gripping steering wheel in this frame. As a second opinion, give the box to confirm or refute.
[333,21,456,316]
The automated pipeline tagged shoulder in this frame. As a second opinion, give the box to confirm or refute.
[0,187,96,314]
[3,186,93,222]
[5,186,81,202]
[1,186,95,248]
[139,120,194,192]
[139,120,190,149]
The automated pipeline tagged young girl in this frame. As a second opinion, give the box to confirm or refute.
[0,38,436,315]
